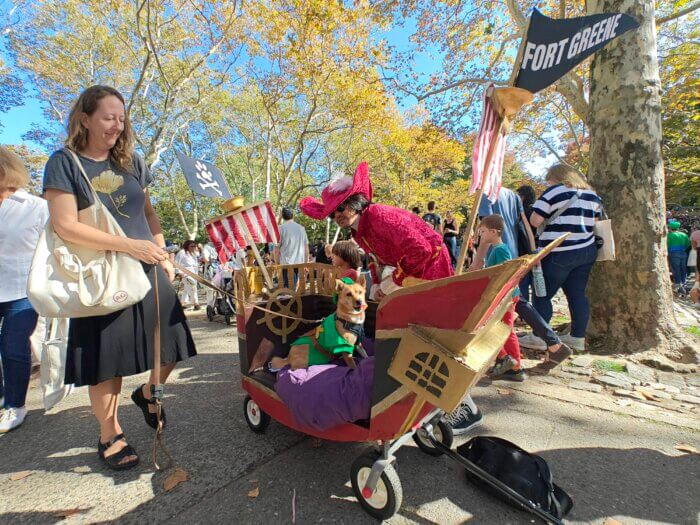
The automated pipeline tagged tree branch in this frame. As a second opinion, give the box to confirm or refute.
[656,2,700,25]
[505,0,527,29]
[554,72,590,124]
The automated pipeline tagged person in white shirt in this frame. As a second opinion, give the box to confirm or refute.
[274,207,309,288]
[200,242,219,306]
[0,146,49,432]
[175,240,201,310]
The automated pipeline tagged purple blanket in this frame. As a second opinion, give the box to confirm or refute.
[275,357,374,431]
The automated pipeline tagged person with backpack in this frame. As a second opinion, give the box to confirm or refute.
[422,201,442,233]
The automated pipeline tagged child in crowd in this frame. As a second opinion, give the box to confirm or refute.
[330,240,362,281]
[478,214,525,382]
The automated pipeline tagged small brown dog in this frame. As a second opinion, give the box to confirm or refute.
[270,275,367,370]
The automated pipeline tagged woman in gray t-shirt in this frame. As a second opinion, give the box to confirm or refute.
[43,85,196,471]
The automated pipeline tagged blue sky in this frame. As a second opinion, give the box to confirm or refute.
[0,8,443,147]
[0,5,553,176]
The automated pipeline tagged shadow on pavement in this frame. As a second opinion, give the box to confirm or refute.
[0,351,304,524]
[167,432,699,524]
[2,336,697,525]
[162,384,699,525]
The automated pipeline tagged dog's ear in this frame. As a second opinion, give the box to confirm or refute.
[356,273,366,288]
[335,279,346,293]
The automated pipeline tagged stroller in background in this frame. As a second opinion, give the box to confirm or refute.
[205,262,236,325]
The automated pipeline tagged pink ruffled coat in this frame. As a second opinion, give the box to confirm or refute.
[351,204,454,286]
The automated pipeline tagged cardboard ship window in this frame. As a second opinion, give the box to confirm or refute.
[405,352,450,399]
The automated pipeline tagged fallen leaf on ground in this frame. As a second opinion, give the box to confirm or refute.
[330,494,357,502]
[638,390,657,401]
[674,443,699,454]
[248,486,260,498]
[603,519,623,525]
[10,471,33,481]
[163,468,189,491]
[497,388,513,396]
[53,508,85,519]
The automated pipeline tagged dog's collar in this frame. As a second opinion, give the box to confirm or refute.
[339,317,363,330]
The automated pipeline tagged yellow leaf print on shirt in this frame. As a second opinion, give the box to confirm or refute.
[91,170,129,218]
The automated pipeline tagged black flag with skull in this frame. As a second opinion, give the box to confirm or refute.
[176,152,232,199]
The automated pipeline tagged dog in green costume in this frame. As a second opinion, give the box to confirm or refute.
[270,276,367,370]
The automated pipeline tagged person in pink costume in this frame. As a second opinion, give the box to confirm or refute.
[300,162,453,300]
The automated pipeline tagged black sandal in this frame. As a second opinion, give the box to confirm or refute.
[131,384,167,430]
[97,433,139,470]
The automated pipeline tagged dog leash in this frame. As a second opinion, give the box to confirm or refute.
[151,267,175,471]
[172,262,326,324]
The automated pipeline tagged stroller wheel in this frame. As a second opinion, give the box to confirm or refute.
[225,313,232,325]
[351,449,403,520]
[206,305,214,322]
[413,417,453,457]
[244,395,270,433]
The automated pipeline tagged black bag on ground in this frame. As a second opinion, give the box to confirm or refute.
[457,436,573,520]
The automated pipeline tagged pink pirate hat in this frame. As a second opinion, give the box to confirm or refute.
[300,162,373,220]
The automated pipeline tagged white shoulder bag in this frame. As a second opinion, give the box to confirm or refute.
[40,317,74,410]
[593,208,616,262]
[27,149,151,318]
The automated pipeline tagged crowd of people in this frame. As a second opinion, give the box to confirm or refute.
[1,83,698,471]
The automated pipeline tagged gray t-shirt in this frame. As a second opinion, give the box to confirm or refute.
[278,220,308,265]
[43,149,155,241]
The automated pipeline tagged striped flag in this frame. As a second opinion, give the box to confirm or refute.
[469,84,507,201]
[205,201,281,264]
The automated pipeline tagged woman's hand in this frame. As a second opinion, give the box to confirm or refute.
[160,258,175,282]
[126,239,168,264]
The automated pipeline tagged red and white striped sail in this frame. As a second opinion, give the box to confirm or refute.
[469,84,507,201]
[205,201,280,264]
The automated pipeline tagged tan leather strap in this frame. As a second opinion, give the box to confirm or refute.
[151,266,174,471]
[310,335,356,370]
[153,269,161,396]
[309,335,334,360]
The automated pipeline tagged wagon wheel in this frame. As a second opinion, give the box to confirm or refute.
[351,449,403,520]
[256,287,302,343]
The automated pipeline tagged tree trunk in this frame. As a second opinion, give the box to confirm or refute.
[586,0,696,368]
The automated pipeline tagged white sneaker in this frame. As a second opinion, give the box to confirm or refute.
[518,333,547,350]
[559,334,585,352]
[0,406,27,433]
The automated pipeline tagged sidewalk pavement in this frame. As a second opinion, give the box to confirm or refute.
[0,312,698,524]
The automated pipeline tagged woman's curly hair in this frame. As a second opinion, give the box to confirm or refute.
[66,85,135,173]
